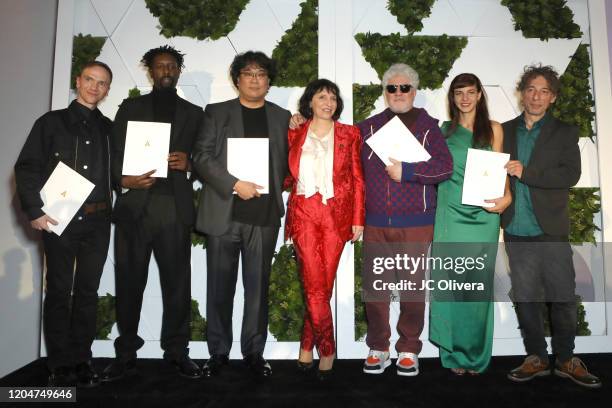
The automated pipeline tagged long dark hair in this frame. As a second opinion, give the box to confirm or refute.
[446,73,493,148]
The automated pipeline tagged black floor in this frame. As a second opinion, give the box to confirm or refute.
[0,354,609,408]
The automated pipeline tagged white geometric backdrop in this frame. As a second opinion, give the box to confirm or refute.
[48,0,612,360]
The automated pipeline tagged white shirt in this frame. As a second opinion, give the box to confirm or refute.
[297,125,335,204]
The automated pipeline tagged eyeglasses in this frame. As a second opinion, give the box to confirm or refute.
[240,71,268,80]
[386,84,413,94]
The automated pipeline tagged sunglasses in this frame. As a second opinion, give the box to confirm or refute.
[386,84,413,94]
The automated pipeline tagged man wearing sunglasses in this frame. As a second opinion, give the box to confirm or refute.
[358,63,452,377]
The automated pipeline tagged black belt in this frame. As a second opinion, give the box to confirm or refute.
[83,201,108,215]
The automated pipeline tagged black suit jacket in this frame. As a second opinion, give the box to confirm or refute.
[111,92,203,225]
[15,100,113,221]
[191,98,291,236]
[502,114,581,236]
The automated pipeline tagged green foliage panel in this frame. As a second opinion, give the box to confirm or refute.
[354,33,467,90]
[353,241,367,341]
[190,298,207,341]
[96,295,207,340]
[551,44,595,139]
[96,293,116,340]
[353,84,382,124]
[145,0,250,40]
[501,0,582,40]
[128,87,142,99]
[71,34,106,89]
[569,187,601,244]
[272,0,318,87]
[191,187,206,248]
[268,244,304,341]
[387,0,435,34]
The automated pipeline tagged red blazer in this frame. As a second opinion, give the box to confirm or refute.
[284,120,365,241]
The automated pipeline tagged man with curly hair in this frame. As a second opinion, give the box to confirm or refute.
[503,64,601,388]
[101,45,203,381]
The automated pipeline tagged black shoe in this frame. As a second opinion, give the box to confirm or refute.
[297,360,314,373]
[244,354,272,377]
[168,356,202,379]
[75,361,100,388]
[100,359,136,382]
[317,368,333,382]
[202,354,229,377]
[48,366,75,387]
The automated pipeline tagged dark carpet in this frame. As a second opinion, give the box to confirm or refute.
[0,354,609,408]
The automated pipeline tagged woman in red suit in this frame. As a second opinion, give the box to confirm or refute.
[285,79,365,379]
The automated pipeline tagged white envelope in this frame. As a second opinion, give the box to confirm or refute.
[122,121,171,178]
[462,148,510,208]
[227,138,269,194]
[40,162,95,236]
[365,116,431,166]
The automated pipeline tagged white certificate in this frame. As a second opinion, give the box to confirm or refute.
[122,121,171,178]
[366,115,431,166]
[462,148,510,208]
[40,162,95,236]
[227,138,269,194]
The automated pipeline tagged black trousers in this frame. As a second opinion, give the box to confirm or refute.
[504,232,577,362]
[205,221,279,356]
[113,194,191,361]
[42,213,110,370]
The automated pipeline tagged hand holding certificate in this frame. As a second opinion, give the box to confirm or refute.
[122,121,171,178]
[366,116,431,166]
[462,148,510,208]
[227,138,269,195]
[40,162,95,235]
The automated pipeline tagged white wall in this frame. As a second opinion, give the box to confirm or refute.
[0,0,58,377]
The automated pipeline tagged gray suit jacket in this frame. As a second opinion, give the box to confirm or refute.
[192,98,291,236]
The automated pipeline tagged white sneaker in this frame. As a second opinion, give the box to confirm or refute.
[396,352,419,376]
[363,350,391,374]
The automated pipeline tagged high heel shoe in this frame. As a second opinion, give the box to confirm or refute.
[297,360,314,372]
[317,368,333,381]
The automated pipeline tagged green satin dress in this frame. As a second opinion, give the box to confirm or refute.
[429,122,499,373]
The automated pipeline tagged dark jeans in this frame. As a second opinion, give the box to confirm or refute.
[205,221,279,356]
[42,214,110,370]
[504,232,577,362]
[113,194,192,361]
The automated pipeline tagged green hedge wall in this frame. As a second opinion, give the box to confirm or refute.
[71,34,106,89]
[355,33,467,91]
[501,0,582,40]
[268,244,304,341]
[145,0,249,40]
[353,84,383,124]
[387,0,435,34]
[271,0,318,87]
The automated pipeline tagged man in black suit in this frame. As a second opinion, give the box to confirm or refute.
[192,51,291,377]
[102,45,202,381]
[503,64,600,388]
[15,61,113,387]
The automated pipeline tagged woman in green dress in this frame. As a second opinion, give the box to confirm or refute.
[429,73,511,375]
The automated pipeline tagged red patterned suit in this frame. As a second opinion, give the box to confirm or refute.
[285,121,365,356]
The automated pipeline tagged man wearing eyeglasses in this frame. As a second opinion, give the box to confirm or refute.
[191,51,291,377]
[358,63,452,376]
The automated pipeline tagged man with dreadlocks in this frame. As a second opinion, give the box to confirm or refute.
[101,45,203,381]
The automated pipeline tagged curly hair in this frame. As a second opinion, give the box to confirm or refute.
[229,51,276,87]
[517,64,560,95]
[141,45,185,70]
[298,78,343,121]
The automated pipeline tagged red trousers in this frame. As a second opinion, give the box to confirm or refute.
[291,194,345,357]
